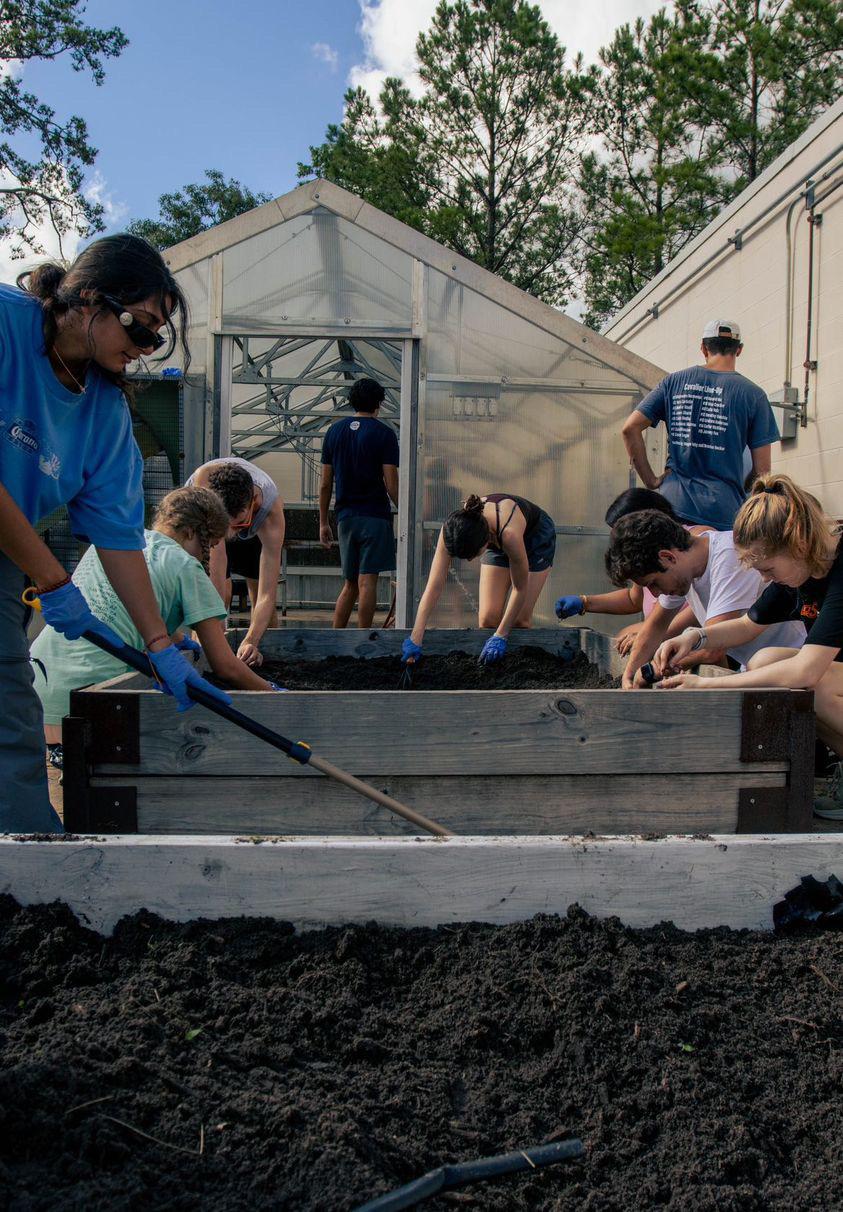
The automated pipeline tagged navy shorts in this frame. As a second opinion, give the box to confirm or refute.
[226,534,262,580]
[338,515,396,579]
[481,508,556,572]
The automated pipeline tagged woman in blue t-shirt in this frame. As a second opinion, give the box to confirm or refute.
[0,235,230,832]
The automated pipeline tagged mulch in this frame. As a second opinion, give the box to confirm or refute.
[1,895,840,1210]
[257,648,617,691]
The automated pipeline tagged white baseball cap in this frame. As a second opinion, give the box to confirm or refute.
[702,319,741,342]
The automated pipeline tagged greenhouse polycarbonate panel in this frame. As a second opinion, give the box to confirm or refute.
[172,260,210,373]
[417,529,622,632]
[421,383,638,530]
[221,211,414,330]
[425,268,642,388]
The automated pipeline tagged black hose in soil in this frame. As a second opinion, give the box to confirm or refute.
[351,1138,584,1211]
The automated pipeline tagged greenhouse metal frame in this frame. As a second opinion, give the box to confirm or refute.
[163,179,665,627]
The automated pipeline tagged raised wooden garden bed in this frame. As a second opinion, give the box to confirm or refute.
[61,628,815,836]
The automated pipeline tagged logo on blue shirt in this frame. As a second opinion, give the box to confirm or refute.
[3,415,61,479]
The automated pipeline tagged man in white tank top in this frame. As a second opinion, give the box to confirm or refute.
[188,457,285,667]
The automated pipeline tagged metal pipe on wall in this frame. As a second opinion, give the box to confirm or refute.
[611,143,843,346]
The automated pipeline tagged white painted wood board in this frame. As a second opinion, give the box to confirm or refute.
[1,835,840,935]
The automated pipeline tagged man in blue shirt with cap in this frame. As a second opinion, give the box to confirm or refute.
[621,320,780,530]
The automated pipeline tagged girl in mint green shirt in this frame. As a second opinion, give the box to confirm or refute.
[32,487,276,746]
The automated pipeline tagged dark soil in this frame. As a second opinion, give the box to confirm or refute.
[257,648,617,691]
[1,897,840,1211]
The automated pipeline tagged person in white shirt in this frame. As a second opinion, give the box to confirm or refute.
[604,509,806,688]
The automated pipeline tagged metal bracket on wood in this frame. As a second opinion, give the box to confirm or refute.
[739,691,814,830]
[736,786,789,832]
[70,690,140,766]
[740,692,792,762]
[88,787,138,834]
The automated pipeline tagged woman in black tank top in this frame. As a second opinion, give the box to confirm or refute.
[402,492,557,666]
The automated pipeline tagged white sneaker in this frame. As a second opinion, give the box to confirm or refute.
[814,761,843,820]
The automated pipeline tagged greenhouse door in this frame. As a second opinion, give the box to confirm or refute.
[216,333,420,622]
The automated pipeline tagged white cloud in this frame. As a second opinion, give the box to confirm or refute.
[348,0,672,98]
[84,171,130,231]
[0,169,128,286]
[311,41,339,71]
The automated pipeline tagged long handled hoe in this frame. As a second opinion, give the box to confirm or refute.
[25,595,452,838]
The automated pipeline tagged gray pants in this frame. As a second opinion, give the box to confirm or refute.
[0,553,62,832]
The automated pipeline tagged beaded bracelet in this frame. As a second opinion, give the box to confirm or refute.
[144,633,170,651]
[38,574,71,595]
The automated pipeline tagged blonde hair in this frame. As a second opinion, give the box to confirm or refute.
[152,487,229,572]
[733,473,837,577]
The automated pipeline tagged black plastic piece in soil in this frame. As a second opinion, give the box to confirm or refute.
[353,1139,584,1211]
[773,873,843,932]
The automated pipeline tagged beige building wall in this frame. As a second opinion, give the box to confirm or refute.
[603,98,843,515]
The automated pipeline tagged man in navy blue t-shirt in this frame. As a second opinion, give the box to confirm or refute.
[621,320,780,530]
[319,378,399,627]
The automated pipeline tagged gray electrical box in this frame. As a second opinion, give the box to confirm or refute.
[768,385,801,440]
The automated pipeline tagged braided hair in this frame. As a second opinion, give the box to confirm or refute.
[152,487,229,573]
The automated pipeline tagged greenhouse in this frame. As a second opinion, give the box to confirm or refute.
[163,178,664,626]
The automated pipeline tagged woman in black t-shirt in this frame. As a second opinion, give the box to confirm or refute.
[653,474,843,770]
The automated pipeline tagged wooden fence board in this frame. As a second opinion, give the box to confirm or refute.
[88,689,777,778]
[95,772,786,835]
[231,626,585,664]
[1,834,840,934]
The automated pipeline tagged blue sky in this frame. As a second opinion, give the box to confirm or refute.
[21,0,363,227]
[6,0,666,267]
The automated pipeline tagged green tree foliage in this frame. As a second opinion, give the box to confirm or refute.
[579,8,729,328]
[127,170,272,249]
[301,0,591,306]
[0,0,127,257]
[582,0,843,326]
[678,0,843,187]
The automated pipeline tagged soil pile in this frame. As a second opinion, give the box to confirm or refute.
[1,896,840,1210]
[259,647,617,691]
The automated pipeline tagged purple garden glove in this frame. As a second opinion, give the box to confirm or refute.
[147,644,232,713]
[39,580,125,647]
[555,595,585,620]
[175,634,202,661]
[402,637,423,664]
[479,635,508,665]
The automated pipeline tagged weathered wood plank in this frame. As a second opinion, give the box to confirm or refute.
[89,688,784,777]
[1,834,840,934]
[93,772,786,835]
[227,626,585,664]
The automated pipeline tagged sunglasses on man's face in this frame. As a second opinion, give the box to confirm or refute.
[101,294,166,352]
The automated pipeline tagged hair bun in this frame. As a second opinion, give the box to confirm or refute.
[463,494,484,513]
[18,261,66,301]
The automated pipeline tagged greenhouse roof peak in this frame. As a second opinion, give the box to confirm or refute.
[163,178,663,390]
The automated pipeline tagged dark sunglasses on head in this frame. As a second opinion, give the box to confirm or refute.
[101,294,166,352]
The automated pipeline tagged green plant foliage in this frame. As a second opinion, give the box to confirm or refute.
[300,0,593,307]
[581,0,843,326]
[0,0,127,257]
[127,169,272,250]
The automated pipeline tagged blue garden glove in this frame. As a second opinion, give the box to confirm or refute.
[39,580,126,648]
[266,680,289,692]
[402,637,423,664]
[147,644,233,713]
[175,634,202,662]
[479,635,508,665]
[555,594,585,620]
